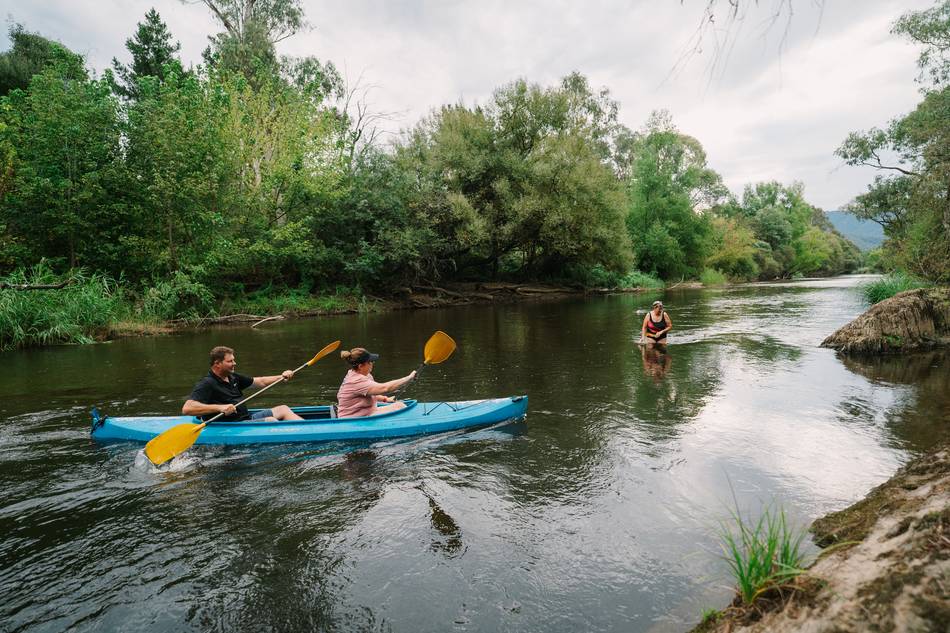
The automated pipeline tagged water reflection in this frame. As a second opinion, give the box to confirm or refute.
[640,345,672,384]
[3,276,949,633]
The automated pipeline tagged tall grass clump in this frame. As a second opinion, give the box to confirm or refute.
[862,271,930,304]
[700,268,728,286]
[618,270,664,289]
[718,502,809,605]
[0,264,122,350]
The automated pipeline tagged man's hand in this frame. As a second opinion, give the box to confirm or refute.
[219,403,237,415]
[281,370,294,381]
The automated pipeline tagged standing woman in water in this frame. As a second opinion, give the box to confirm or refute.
[336,347,416,418]
[641,300,672,346]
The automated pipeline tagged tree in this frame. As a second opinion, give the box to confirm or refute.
[110,8,185,100]
[625,112,726,279]
[893,0,950,86]
[194,0,305,81]
[394,75,632,282]
[0,23,85,95]
[1,56,123,271]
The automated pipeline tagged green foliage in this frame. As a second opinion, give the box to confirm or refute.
[395,75,633,282]
[1,54,125,272]
[138,271,215,321]
[218,286,358,315]
[706,217,759,280]
[893,0,950,85]
[618,270,665,289]
[838,3,950,283]
[861,272,931,304]
[0,23,85,95]
[626,111,723,279]
[0,264,121,350]
[110,8,185,99]
[700,268,727,286]
[718,501,808,605]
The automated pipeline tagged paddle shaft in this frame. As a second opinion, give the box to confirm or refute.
[202,359,311,425]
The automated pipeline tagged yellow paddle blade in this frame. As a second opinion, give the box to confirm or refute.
[307,340,341,366]
[144,422,206,466]
[424,331,456,364]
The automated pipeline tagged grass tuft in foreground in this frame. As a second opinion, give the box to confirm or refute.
[718,501,809,605]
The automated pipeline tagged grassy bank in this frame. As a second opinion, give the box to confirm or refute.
[0,266,667,351]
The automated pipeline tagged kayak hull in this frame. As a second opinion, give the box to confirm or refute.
[91,396,528,445]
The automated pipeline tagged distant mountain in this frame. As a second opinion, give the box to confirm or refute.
[825,210,885,251]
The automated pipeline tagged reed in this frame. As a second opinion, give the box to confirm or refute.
[0,265,121,350]
[861,272,929,304]
[718,502,808,604]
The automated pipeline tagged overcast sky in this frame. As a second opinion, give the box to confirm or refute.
[0,0,934,210]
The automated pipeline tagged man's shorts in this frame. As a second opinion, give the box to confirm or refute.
[249,409,274,420]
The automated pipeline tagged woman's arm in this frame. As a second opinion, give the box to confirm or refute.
[641,314,651,338]
[363,371,417,395]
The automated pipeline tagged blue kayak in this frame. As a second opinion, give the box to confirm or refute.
[90,396,528,445]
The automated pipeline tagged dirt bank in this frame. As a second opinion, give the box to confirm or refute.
[692,440,950,633]
[822,287,950,354]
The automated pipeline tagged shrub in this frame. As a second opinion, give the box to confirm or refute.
[138,271,215,321]
[0,264,121,350]
[618,270,664,289]
[861,272,930,304]
[700,268,728,286]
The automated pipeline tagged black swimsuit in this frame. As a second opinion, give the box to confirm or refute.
[646,312,667,341]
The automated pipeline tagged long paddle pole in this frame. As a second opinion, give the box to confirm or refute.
[144,340,341,466]
[392,331,456,395]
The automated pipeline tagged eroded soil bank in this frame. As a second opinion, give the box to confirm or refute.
[692,439,949,633]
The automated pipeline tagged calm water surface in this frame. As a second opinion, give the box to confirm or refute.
[1,275,948,632]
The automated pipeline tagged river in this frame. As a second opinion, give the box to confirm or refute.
[1,275,947,632]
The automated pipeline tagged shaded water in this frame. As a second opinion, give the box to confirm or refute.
[1,275,948,632]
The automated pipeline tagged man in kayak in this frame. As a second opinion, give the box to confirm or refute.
[641,300,672,346]
[182,346,304,422]
[337,347,416,417]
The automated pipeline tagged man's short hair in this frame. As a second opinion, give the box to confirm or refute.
[210,346,234,366]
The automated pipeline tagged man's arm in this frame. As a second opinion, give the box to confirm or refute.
[251,370,295,389]
[182,399,236,416]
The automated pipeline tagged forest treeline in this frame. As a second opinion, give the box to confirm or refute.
[0,0,945,334]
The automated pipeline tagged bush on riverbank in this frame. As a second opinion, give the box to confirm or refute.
[700,268,728,286]
[862,271,930,304]
[0,265,121,350]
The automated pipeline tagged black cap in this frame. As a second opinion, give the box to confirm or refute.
[355,350,380,364]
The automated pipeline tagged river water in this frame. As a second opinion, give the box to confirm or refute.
[1,275,947,632]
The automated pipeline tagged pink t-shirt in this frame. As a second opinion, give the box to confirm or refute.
[336,369,382,418]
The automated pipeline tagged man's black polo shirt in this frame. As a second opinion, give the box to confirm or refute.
[189,371,254,421]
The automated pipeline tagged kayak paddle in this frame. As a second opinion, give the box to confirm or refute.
[393,330,456,394]
[144,340,341,466]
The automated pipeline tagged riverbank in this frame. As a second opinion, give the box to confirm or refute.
[692,437,950,632]
[2,278,674,350]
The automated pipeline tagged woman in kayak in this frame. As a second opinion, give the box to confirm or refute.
[336,347,417,417]
[641,300,672,345]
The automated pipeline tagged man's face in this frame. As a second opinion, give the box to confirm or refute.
[214,353,236,376]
